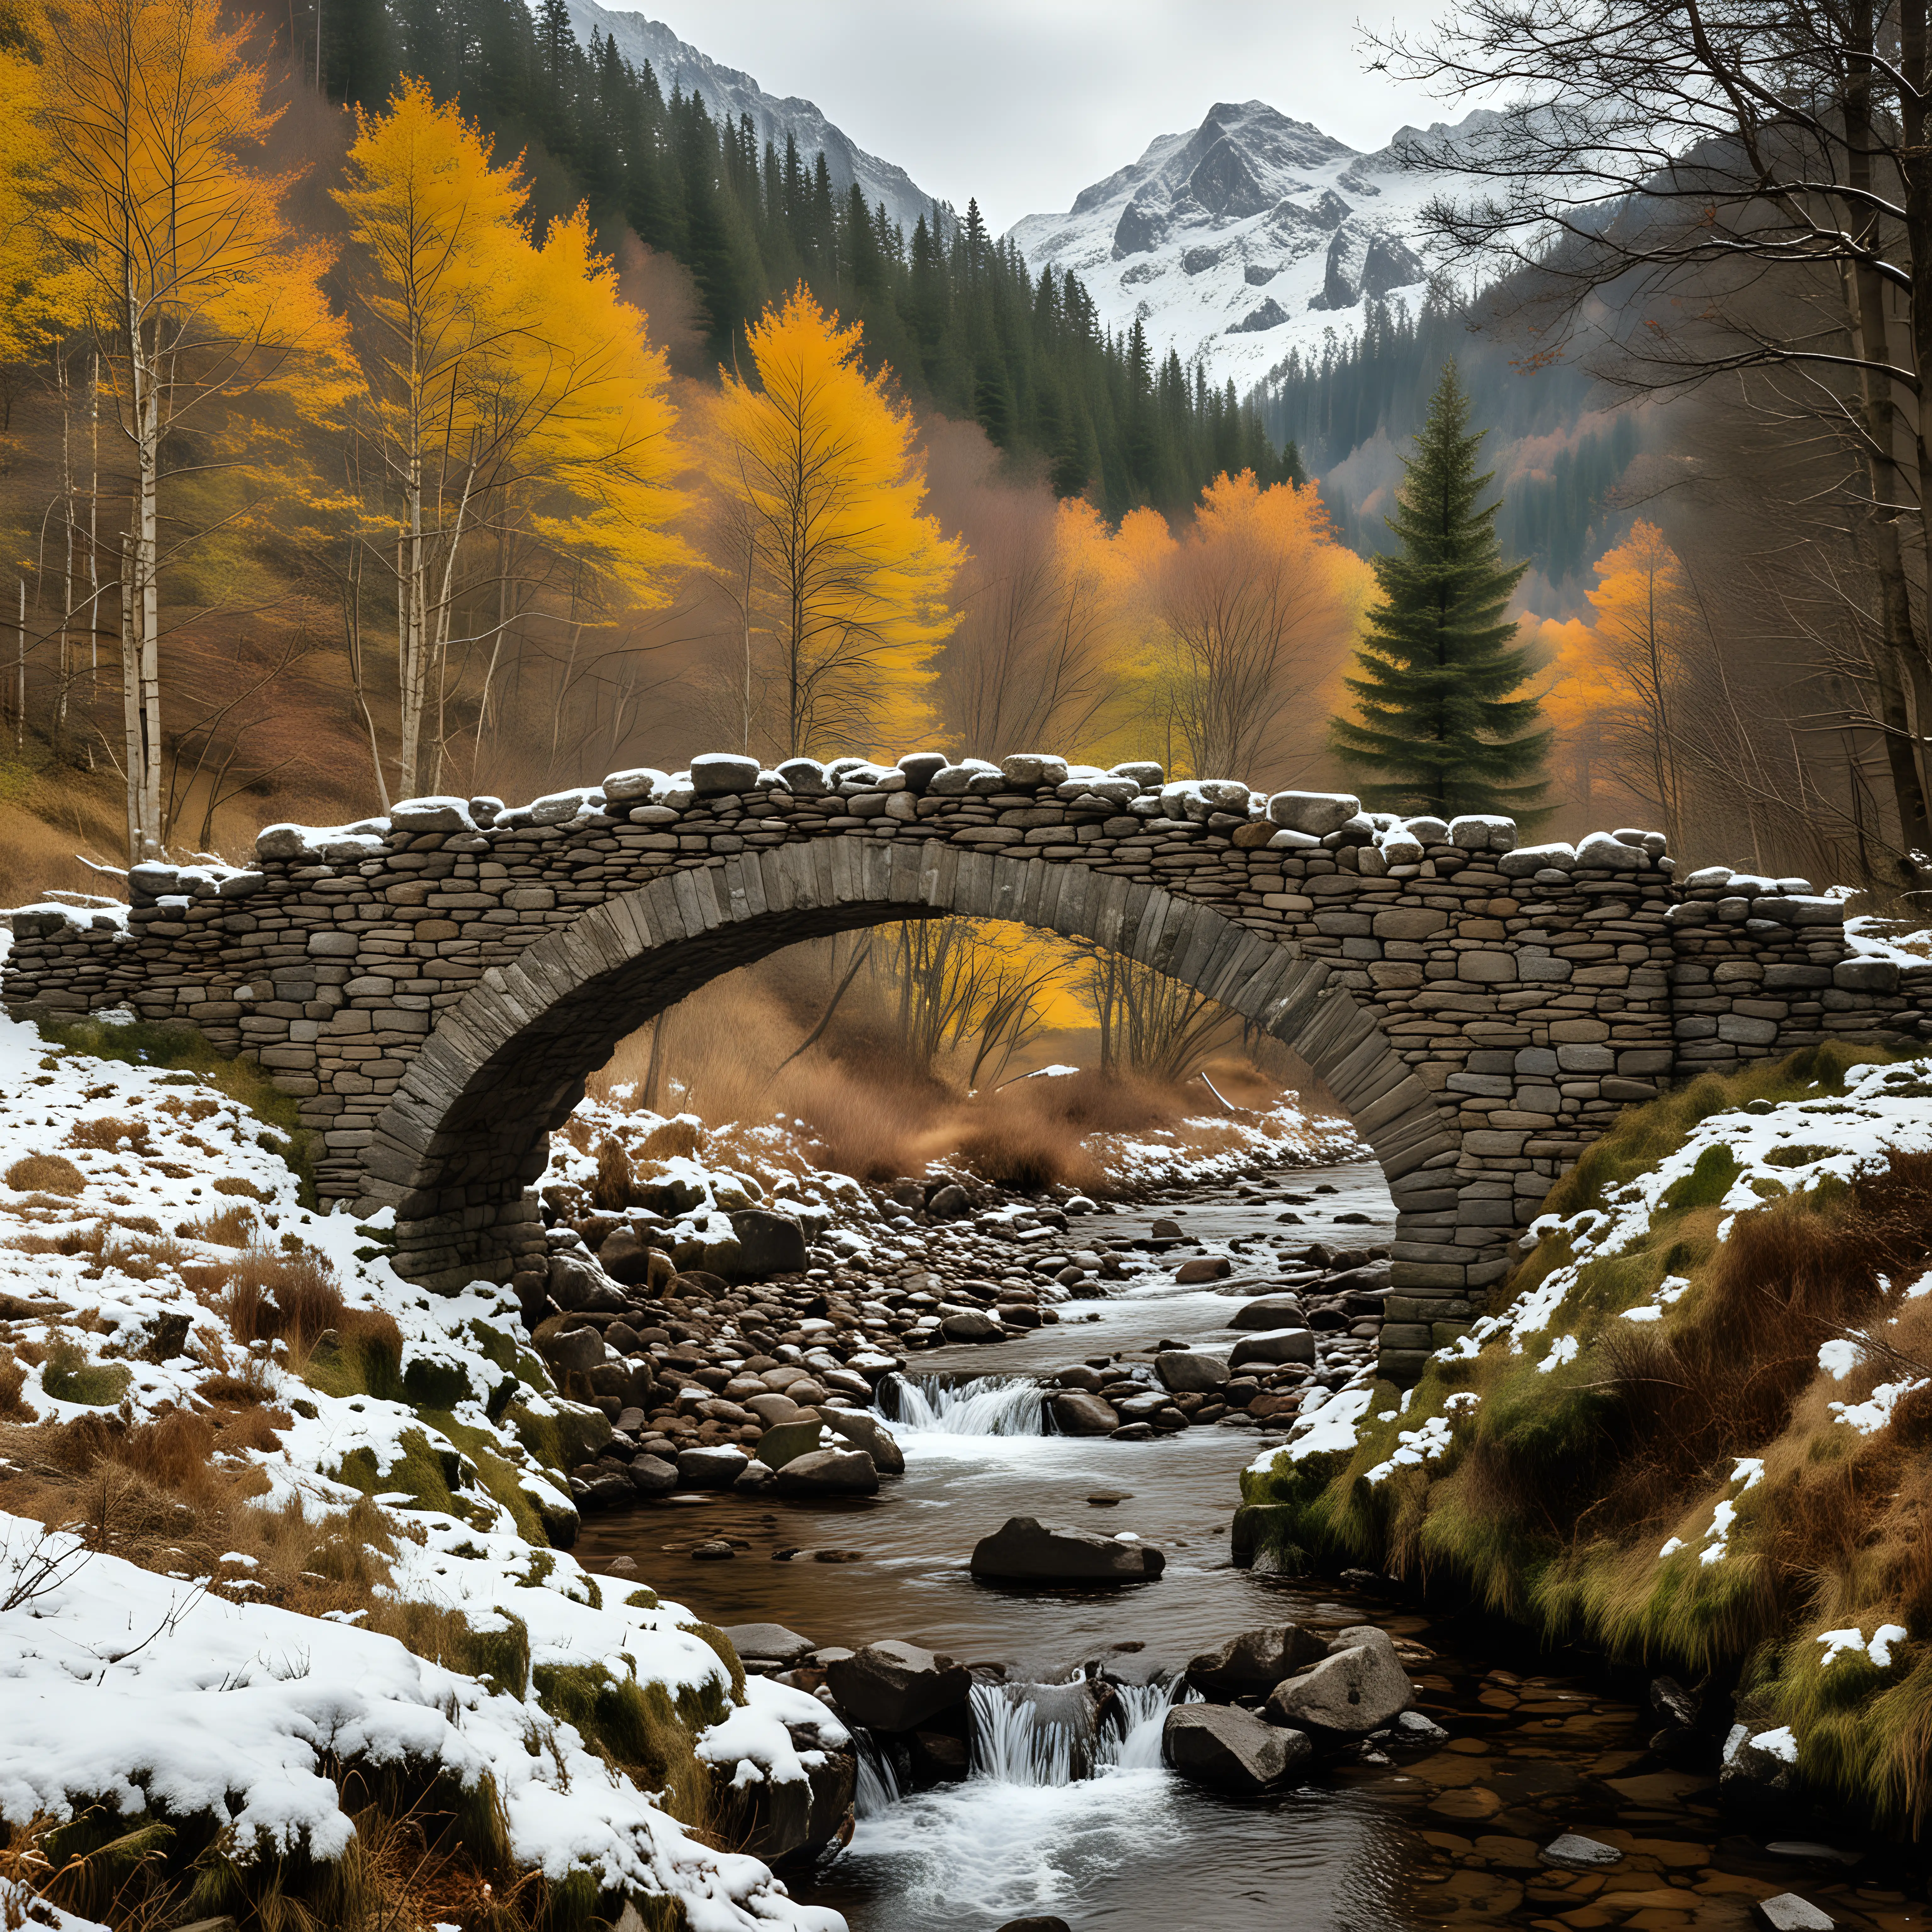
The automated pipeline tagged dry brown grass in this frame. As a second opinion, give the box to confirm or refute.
[65,1116,151,1155]
[214,1243,348,1357]
[3,1154,86,1196]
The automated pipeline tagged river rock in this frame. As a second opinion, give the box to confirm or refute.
[817,1406,906,1475]
[754,1419,824,1469]
[734,1460,777,1493]
[1264,1636,1413,1735]
[1755,1896,1836,1932]
[774,1448,879,1495]
[745,1392,809,1427]
[1174,1256,1231,1283]
[535,1322,604,1383]
[626,1453,678,1496]
[1229,1295,1307,1331]
[1162,1703,1311,1791]
[548,1251,627,1313]
[597,1225,654,1285]
[826,1640,971,1732]
[942,1309,1002,1342]
[730,1208,808,1277]
[724,1622,816,1668]
[1186,1623,1328,1698]
[969,1516,1166,1584]
[1230,1327,1317,1369]
[676,1445,749,1490]
[730,1746,857,1867]
[1155,1349,1229,1394]
[995,1919,1071,1932]
[1721,1723,1798,1800]
[1050,1390,1119,1435]
[1539,1834,1624,1870]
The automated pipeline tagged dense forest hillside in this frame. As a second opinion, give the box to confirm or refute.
[1259,297,1642,591]
[310,0,1294,518]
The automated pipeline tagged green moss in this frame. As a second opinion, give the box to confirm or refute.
[676,1619,745,1711]
[41,1341,131,1407]
[332,1426,486,1524]
[403,1355,474,1410]
[530,1664,715,1827]
[36,1013,320,1205]
[1662,1142,1742,1212]
[302,1318,405,1403]
[418,1408,549,1545]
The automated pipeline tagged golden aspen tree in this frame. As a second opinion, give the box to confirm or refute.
[31,0,347,862]
[336,80,685,802]
[707,285,960,759]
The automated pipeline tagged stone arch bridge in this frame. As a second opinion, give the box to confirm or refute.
[8,750,1928,1384]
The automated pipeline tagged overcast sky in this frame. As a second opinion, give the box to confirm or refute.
[634,0,1457,233]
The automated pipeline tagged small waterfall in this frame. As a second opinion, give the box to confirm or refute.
[968,1674,1185,1787]
[884,1372,1051,1437]
[854,1731,908,1818]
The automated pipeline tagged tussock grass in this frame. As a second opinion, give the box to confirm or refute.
[3,1153,85,1196]
[1243,1045,1932,1834]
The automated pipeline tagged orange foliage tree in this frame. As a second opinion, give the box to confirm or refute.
[702,285,960,760]
[29,0,348,861]
[1137,470,1366,780]
[336,79,686,803]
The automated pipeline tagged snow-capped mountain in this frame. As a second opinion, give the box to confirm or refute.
[1008,100,1484,390]
[565,0,945,237]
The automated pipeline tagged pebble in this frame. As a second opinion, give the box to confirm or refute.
[690,1540,735,1559]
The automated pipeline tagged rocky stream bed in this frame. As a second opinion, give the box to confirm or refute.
[558,1164,1929,1932]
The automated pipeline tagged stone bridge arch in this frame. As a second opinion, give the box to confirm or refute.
[9,748,1929,1383]
[365,841,1455,1296]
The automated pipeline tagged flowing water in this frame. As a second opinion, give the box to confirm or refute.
[578,1158,1920,1932]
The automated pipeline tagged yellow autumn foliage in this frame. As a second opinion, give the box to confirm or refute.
[704,284,961,760]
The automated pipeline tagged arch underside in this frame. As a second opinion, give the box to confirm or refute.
[362,841,1464,1292]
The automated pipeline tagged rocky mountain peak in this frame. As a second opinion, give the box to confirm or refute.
[1011,100,1478,389]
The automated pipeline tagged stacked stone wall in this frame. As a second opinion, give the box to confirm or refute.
[8,751,1928,1384]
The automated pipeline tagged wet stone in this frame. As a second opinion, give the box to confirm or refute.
[1538,1832,1623,1869]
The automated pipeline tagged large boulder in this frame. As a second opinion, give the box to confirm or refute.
[1174,1256,1231,1284]
[730,1209,809,1277]
[626,1454,678,1496]
[1264,1633,1413,1736]
[1156,1349,1229,1394]
[676,1445,750,1490]
[817,1406,906,1475]
[755,1419,824,1468]
[1229,1295,1307,1331]
[1230,1327,1317,1369]
[534,1321,603,1384]
[1162,1703,1311,1791]
[774,1448,879,1496]
[547,1251,627,1313]
[1185,1623,1328,1698]
[941,1309,1002,1343]
[969,1516,1165,1584]
[597,1225,655,1285]
[825,1640,971,1732]
[1050,1390,1119,1435]
[723,1623,816,1668]
[1268,790,1360,836]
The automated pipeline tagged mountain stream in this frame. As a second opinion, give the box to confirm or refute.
[577,1161,1912,1932]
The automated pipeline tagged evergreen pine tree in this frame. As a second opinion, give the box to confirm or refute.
[1330,362,1549,817]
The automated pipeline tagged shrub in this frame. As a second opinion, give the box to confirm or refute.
[3,1153,85,1196]
[65,1115,150,1153]
[40,1341,130,1408]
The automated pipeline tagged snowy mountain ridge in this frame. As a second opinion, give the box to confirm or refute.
[1008,100,1493,391]
[565,0,946,237]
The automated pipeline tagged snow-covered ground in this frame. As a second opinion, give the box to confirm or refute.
[0,930,845,1930]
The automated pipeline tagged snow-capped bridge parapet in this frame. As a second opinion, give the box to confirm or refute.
[8,751,1928,1385]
